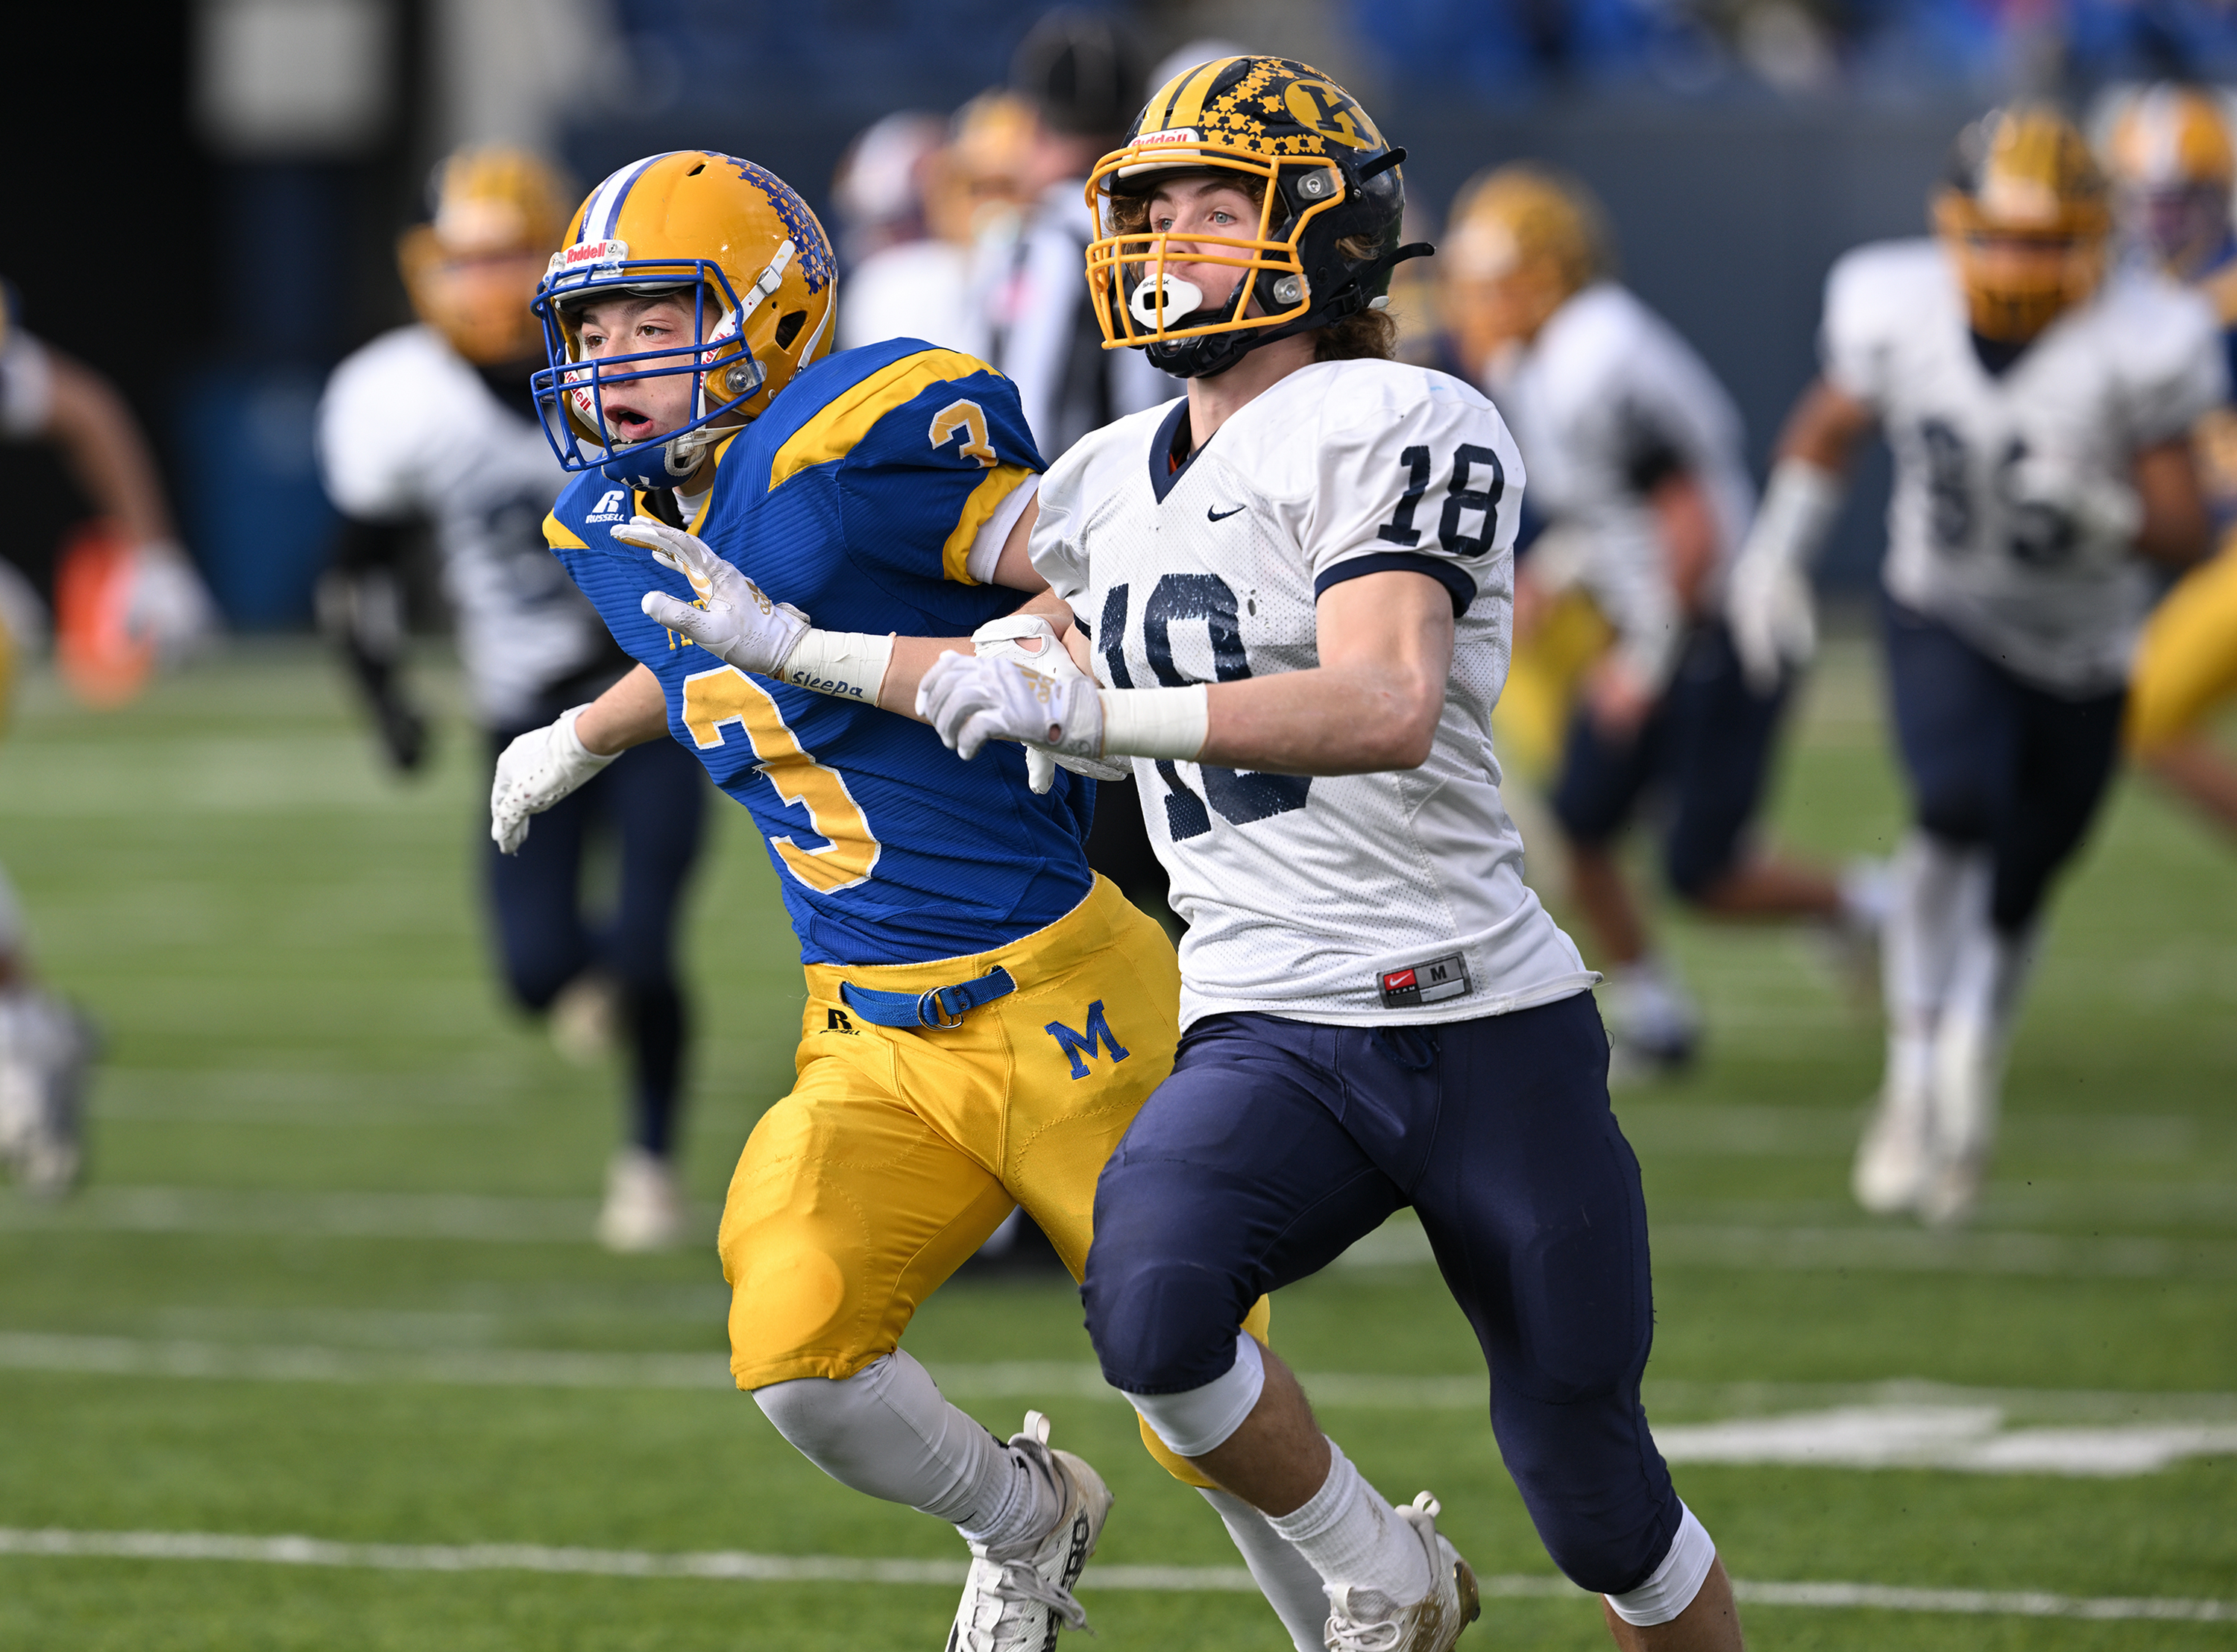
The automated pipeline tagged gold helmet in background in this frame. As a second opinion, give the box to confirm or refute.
[1934,106,2110,344]
[1438,163,1614,376]
[2104,83,2236,280]
[925,89,1039,245]
[399,146,574,366]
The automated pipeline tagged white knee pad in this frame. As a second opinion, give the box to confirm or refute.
[1604,1503,1716,1627]
[1124,1331,1265,1458]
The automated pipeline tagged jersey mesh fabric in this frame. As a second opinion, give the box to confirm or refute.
[1822,239,2225,695]
[546,338,1091,968]
[1036,359,1593,1029]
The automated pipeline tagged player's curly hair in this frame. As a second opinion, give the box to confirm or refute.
[1107,174,1397,363]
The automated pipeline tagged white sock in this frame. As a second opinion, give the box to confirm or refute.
[752,1352,1057,1550]
[1932,918,2038,1162]
[1881,832,1988,1091]
[1611,954,1699,1049]
[1265,1441,1432,1607]
[1200,1487,1329,1652]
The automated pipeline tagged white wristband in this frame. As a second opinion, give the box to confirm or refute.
[1100,684,1209,761]
[775,628,896,704]
[1751,458,1845,573]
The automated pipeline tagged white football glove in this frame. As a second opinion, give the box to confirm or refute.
[971,615,1130,792]
[489,705,615,854]
[619,516,811,677]
[2004,455,2141,575]
[124,544,220,668]
[1726,459,1842,695]
[917,652,1107,765]
[1725,552,1816,697]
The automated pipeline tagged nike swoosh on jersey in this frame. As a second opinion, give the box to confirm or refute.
[1207,505,1246,521]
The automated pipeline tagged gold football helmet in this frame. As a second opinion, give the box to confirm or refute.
[398,146,573,366]
[1438,164,1614,376]
[531,151,839,485]
[1083,55,1429,379]
[2105,84,2236,279]
[1934,106,2111,344]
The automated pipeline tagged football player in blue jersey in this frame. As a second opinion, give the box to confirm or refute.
[486,150,1300,1651]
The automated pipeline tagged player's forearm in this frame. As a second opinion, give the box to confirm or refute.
[2133,438,2213,569]
[1774,377,1874,476]
[874,591,1076,720]
[45,356,176,546]
[1197,659,1447,775]
[574,663,669,754]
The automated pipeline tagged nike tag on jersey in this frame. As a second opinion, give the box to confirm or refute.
[1207,505,1246,521]
[1379,954,1471,1009]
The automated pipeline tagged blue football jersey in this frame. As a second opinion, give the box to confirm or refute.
[545,339,1092,967]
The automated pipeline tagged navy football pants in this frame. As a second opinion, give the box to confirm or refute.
[483,728,708,1156]
[1881,597,2126,934]
[1551,619,1789,899]
[1082,991,1681,1596]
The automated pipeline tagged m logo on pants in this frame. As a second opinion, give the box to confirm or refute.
[1044,1000,1130,1079]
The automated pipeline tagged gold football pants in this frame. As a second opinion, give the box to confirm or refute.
[718,873,1267,1487]
[2128,544,2237,752]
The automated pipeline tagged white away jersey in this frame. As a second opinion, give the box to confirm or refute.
[1488,283,1755,682]
[1823,239,2224,693]
[318,326,614,727]
[1034,359,1594,1030]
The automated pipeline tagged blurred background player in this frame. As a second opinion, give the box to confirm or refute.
[0,283,217,1196]
[2103,84,2237,839]
[1444,165,1884,1074]
[1729,105,2220,1226]
[315,146,710,1252]
[834,95,1037,356]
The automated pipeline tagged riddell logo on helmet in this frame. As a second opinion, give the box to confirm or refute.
[551,239,629,273]
[1136,128,1204,148]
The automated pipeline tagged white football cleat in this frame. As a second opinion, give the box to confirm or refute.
[0,989,95,1199]
[1851,1075,1931,1216]
[1323,1492,1482,1652]
[947,1410,1111,1652]
[597,1147,684,1252]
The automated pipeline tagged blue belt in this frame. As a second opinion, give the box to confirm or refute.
[840,966,1017,1030]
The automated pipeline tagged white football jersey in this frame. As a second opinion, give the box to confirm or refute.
[1488,283,1755,678]
[1033,359,1594,1031]
[1823,239,2225,693]
[0,330,54,439]
[318,326,615,728]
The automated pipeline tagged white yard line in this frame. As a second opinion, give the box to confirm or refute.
[5,1336,2234,1476]
[8,1187,2234,1276]
[0,1528,2226,1621]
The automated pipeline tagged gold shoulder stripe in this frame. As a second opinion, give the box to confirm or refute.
[941,463,1035,584]
[2202,262,2237,327]
[544,511,589,552]
[770,350,998,491]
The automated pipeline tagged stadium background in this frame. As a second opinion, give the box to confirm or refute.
[2,3,2234,1650]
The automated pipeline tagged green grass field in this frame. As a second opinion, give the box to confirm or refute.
[0,636,2232,1651]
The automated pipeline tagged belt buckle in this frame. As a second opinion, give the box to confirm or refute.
[918,986,968,1030]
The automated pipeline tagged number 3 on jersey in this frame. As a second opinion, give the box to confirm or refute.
[680,666,881,892]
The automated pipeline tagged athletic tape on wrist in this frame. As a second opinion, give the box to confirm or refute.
[777,629,896,704]
[1099,684,1209,762]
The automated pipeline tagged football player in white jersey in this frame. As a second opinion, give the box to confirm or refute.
[1444,164,1883,1074]
[0,280,212,1194]
[1728,105,2221,1226]
[918,57,1743,1652]
[316,148,711,1250]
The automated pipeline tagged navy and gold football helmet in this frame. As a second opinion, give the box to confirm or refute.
[530,151,839,486]
[1934,106,2111,344]
[1084,56,1429,379]
[398,146,573,367]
